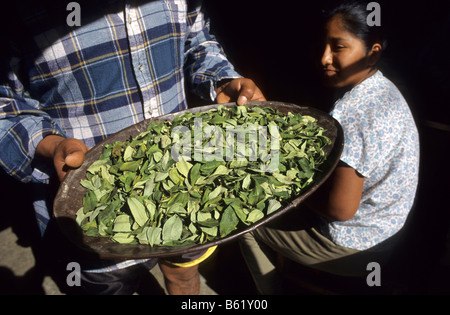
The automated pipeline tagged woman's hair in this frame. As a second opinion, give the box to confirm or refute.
[323,0,387,51]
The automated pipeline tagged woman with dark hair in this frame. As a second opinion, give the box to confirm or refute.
[240,0,420,294]
[320,0,387,89]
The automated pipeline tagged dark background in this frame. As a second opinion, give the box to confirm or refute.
[1,0,449,294]
[204,0,450,122]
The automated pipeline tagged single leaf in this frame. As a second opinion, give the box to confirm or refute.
[248,184,264,206]
[271,172,293,184]
[138,226,163,246]
[87,159,109,174]
[232,205,250,225]
[153,151,163,162]
[242,174,251,190]
[120,160,140,172]
[200,226,217,237]
[147,227,162,246]
[247,209,264,223]
[145,200,157,221]
[127,197,148,227]
[189,163,201,187]
[220,205,239,237]
[169,167,184,185]
[155,171,169,182]
[113,214,132,232]
[100,165,115,185]
[211,165,229,176]
[161,150,171,171]
[208,185,223,200]
[80,179,95,191]
[167,203,187,215]
[267,199,282,215]
[162,215,183,242]
[197,218,219,228]
[123,145,134,162]
[160,135,172,148]
[143,176,156,197]
[112,233,136,244]
[200,161,223,175]
[176,159,193,178]
[82,190,97,213]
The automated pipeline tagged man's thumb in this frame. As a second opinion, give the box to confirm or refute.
[65,150,86,168]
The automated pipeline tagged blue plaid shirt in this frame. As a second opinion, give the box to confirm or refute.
[1,0,240,183]
[0,0,240,272]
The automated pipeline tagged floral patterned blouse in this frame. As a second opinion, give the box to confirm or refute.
[323,71,420,250]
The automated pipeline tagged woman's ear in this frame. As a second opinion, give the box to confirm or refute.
[368,43,382,66]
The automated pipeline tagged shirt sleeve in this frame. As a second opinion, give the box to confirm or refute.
[330,92,381,178]
[0,52,66,183]
[183,1,241,101]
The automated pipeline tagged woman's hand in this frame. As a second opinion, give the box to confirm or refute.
[216,78,266,105]
[36,135,88,181]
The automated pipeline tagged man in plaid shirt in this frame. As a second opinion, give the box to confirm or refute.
[0,0,265,294]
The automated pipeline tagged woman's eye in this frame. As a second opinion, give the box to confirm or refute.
[334,45,345,51]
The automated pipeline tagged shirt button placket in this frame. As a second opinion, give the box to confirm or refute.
[125,6,154,119]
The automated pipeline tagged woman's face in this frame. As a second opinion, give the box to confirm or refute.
[321,15,378,89]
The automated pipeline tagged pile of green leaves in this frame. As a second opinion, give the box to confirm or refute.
[76,105,331,246]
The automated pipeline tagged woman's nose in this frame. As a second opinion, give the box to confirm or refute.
[321,45,332,67]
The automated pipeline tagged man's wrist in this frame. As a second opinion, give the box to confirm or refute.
[35,134,66,160]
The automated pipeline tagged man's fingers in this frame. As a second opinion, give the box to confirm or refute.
[215,78,266,105]
[65,150,86,168]
[237,95,248,106]
[62,139,88,167]
[236,79,266,105]
[54,138,88,181]
[237,80,253,104]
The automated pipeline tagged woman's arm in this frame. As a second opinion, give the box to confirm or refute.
[306,161,364,222]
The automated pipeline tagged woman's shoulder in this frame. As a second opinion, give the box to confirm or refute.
[336,71,408,114]
[331,70,418,144]
[360,71,406,101]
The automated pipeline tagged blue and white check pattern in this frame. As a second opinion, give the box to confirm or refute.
[0,0,240,272]
[0,0,240,183]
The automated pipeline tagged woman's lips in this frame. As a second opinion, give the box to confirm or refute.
[323,69,338,76]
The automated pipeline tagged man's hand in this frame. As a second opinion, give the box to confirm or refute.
[36,135,88,181]
[216,78,266,105]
